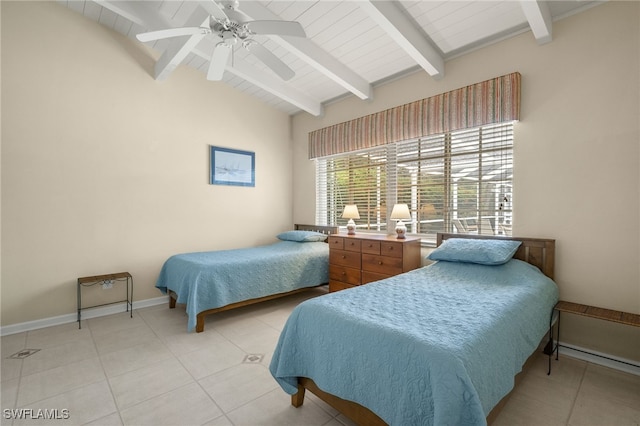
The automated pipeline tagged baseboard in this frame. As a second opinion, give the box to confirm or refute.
[558,341,640,376]
[0,296,169,336]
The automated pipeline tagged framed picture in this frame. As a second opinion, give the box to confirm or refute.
[210,146,255,187]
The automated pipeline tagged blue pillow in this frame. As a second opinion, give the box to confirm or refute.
[277,230,328,242]
[427,238,521,265]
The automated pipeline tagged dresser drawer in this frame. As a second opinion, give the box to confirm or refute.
[343,239,362,252]
[329,280,357,292]
[330,249,362,269]
[328,236,344,250]
[362,271,392,284]
[361,240,380,255]
[380,241,403,258]
[329,265,361,285]
[361,253,403,275]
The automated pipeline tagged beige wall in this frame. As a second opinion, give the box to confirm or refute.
[1,2,293,326]
[292,2,640,361]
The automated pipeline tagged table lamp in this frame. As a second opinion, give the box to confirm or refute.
[342,205,360,235]
[390,203,411,239]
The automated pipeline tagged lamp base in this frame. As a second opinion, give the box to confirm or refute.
[395,221,407,239]
[347,219,356,235]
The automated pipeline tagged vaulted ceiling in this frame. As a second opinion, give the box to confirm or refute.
[57,0,603,116]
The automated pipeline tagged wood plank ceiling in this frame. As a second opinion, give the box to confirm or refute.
[56,0,603,116]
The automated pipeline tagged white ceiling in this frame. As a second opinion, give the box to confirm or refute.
[56,0,604,116]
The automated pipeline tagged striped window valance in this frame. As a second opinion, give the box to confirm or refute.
[309,72,521,159]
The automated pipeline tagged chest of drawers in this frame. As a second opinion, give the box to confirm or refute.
[328,234,422,292]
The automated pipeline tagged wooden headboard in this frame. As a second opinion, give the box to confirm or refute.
[295,224,339,235]
[437,233,556,280]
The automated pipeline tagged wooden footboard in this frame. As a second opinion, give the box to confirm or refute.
[168,285,328,332]
[194,286,327,332]
[293,377,386,425]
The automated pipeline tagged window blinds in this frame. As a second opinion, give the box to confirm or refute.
[316,123,514,239]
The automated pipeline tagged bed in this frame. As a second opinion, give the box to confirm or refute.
[269,233,558,425]
[155,224,338,332]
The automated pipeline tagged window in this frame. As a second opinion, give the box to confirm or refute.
[316,123,514,241]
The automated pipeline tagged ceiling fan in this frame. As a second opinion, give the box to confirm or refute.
[136,0,306,81]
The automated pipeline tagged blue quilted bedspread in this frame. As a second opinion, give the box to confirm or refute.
[269,259,558,425]
[156,241,329,331]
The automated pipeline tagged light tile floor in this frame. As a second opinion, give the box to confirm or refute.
[2,286,639,426]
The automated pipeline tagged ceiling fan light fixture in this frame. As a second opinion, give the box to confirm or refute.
[221,30,237,45]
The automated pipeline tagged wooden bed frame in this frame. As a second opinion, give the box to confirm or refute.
[291,232,556,425]
[167,224,338,333]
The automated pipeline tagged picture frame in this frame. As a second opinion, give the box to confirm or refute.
[209,145,255,187]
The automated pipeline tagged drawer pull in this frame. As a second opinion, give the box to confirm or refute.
[342,255,347,259]
[378,261,383,265]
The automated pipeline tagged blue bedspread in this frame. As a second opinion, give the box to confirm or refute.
[269,259,558,425]
[156,241,329,331]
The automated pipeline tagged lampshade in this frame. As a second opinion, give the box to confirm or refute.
[342,205,360,219]
[390,204,411,220]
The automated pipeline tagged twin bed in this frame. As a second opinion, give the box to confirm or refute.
[155,224,337,332]
[269,233,558,425]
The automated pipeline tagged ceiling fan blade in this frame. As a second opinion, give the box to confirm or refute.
[207,44,231,81]
[244,41,295,81]
[247,20,306,38]
[136,27,209,42]
[199,0,229,22]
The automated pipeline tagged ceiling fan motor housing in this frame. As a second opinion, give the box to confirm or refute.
[212,20,251,42]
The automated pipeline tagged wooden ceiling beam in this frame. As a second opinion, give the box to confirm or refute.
[237,1,373,101]
[96,1,172,30]
[520,0,553,44]
[359,0,444,79]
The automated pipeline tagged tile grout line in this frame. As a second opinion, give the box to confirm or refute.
[11,359,107,413]
[110,310,192,423]
[564,358,589,425]
[85,317,124,426]
[6,331,28,421]
[136,306,229,425]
